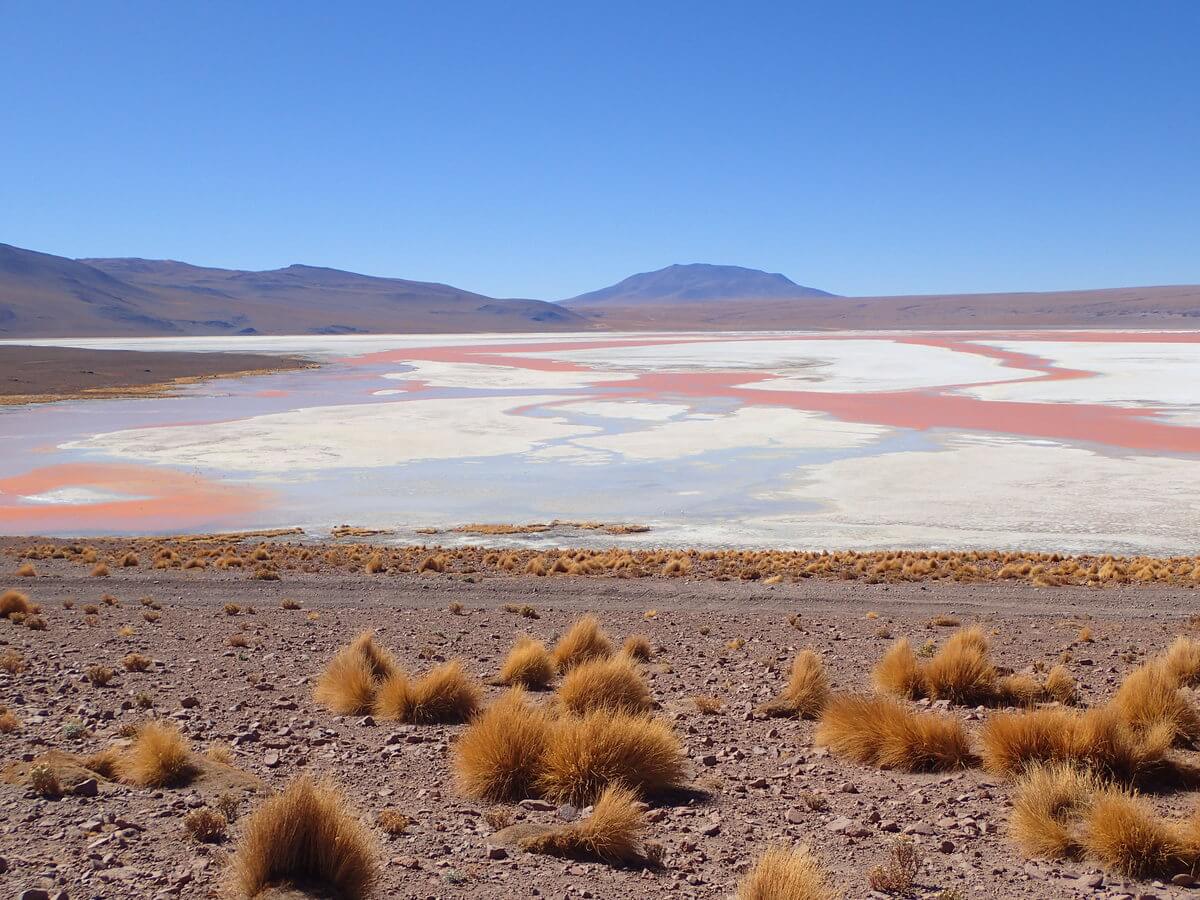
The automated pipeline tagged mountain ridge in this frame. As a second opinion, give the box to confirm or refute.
[563,262,836,307]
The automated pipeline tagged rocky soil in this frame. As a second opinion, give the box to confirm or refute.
[2,543,1200,899]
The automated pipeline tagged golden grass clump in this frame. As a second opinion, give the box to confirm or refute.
[557,655,653,716]
[736,846,837,900]
[376,808,412,835]
[872,638,924,700]
[1043,665,1079,705]
[1111,662,1200,746]
[0,590,32,619]
[1081,788,1189,879]
[1010,763,1103,859]
[1160,636,1200,687]
[495,635,554,689]
[621,634,654,661]
[814,694,972,772]
[980,706,1172,781]
[117,720,196,787]
[520,784,646,864]
[1,649,25,674]
[16,562,35,577]
[388,660,481,724]
[758,650,830,719]
[920,625,997,705]
[552,614,613,672]
[91,563,110,577]
[87,664,115,686]
[184,806,227,843]
[227,776,379,899]
[537,710,684,805]
[313,631,399,715]
[454,687,553,802]
[122,653,152,672]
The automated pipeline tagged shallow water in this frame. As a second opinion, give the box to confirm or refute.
[2,330,1199,553]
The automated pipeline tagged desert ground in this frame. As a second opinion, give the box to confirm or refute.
[0,346,313,405]
[3,538,1200,899]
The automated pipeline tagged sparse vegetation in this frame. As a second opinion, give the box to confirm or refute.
[495,635,554,689]
[184,806,227,842]
[116,720,196,787]
[552,615,614,671]
[737,846,837,900]
[228,776,379,899]
[815,694,973,772]
[557,655,653,715]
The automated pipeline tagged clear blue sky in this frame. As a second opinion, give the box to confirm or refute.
[2,1,1197,298]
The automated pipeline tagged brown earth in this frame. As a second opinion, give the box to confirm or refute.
[0,345,315,405]
[4,538,1200,898]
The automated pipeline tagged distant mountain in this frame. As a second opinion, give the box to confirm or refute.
[0,244,589,338]
[1,243,1197,337]
[563,263,836,307]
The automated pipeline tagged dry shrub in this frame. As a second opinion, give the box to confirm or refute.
[996,673,1045,707]
[184,806,227,843]
[91,563,110,577]
[117,720,195,787]
[16,562,36,577]
[621,634,653,661]
[693,695,724,715]
[1081,788,1189,879]
[873,638,924,700]
[980,706,1171,781]
[0,709,19,733]
[83,747,121,777]
[120,552,139,568]
[455,688,553,802]
[759,650,830,718]
[228,633,250,648]
[552,615,613,672]
[868,836,923,892]
[227,776,379,899]
[87,665,115,686]
[1010,763,1102,859]
[364,553,385,574]
[521,784,645,864]
[122,653,152,672]
[1,649,25,674]
[207,743,235,764]
[557,655,653,716]
[224,603,241,616]
[496,635,554,689]
[1044,665,1078,705]
[0,590,32,619]
[1111,662,1200,746]
[30,764,61,798]
[1161,636,1200,687]
[377,808,412,835]
[280,598,301,610]
[538,710,684,805]
[736,846,837,900]
[374,661,482,724]
[922,626,997,705]
[314,631,398,715]
[815,694,972,772]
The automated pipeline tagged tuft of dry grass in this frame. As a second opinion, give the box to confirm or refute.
[184,807,227,843]
[16,562,36,577]
[538,709,684,805]
[454,687,553,802]
[873,638,924,700]
[815,694,972,772]
[227,775,379,899]
[377,809,412,836]
[117,720,196,787]
[91,562,110,577]
[1,649,25,674]
[1043,665,1079,705]
[1161,636,1200,688]
[30,764,61,798]
[693,695,724,715]
[620,634,654,661]
[0,709,19,733]
[557,655,653,716]
[921,626,997,705]
[0,590,32,619]
[280,598,301,610]
[552,614,613,672]
[521,784,646,864]
[313,631,399,715]
[228,633,250,648]
[403,660,482,724]
[87,664,115,686]
[980,705,1171,781]
[736,846,837,900]
[1010,763,1102,860]
[759,650,830,719]
[122,653,152,672]
[495,635,554,689]
[1081,787,1188,879]
[1110,662,1200,746]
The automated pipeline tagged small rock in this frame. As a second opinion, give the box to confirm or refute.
[180,697,199,709]
[73,778,98,798]
[485,845,507,860]
[1171,873,1196,887]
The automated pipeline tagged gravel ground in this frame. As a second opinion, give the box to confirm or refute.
[2,542,1199,900]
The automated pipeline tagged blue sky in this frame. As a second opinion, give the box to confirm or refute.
[2,1,1197,298]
